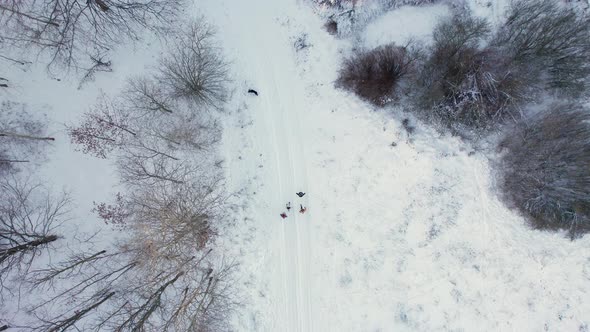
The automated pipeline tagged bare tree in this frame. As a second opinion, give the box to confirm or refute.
[92,193,129,226]
[99,252,236,332]
[28,229,235,331]
[27,248,137,331]
[0,176,69,298]
[124,77,176,115]
[337,43,417,106]
[34,290,115,332]
[117,152,189,186]
[0,101,54,174]
[0,0,184,70]
[70,83,221,187]
[128,178,227,257]
[53,18,235,331]
[0,133,54,141]
[158,21,229,109]
[77,55,112,90]
[68,96,136,158]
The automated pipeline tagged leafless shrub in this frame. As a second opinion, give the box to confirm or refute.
[498,104,590,239]
[415,11,527,133]
[324,19,338,35]
[0,0,183,70]
[492,0,590,96]
[427,47,525,131]
[294,34,312,52]
[158,21,229,109]
[337,43,416,106]
[0,176,68,299]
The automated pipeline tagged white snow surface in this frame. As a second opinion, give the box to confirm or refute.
[362,4,450,48]
[2,0,590,331]
[203,0,590,331]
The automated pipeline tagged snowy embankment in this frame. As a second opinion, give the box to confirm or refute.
[201,0,590,331]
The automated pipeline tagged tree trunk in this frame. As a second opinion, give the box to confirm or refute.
[0,235,59,263]
[0,159,30,163]
[0,132,55,141]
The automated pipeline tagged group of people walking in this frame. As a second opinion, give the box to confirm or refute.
[247,89,306,220]
[280,192,306,219]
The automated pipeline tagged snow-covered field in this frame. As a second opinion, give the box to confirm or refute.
[3,0,590,330]
[206,0,590,331]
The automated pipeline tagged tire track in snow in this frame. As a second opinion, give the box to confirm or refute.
[272,52,314,332]
[266,41,310,331]
[208,0,313,329]
[261,67,293,330]
[257,6,312,331]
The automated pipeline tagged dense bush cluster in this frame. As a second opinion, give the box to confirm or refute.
[416,13,520,131]
[499,104,590,239]
[333,0,590,239]
[422,1,590,132]
[337,0,590,133]
[337,44,415,106]
[492,0,590,96]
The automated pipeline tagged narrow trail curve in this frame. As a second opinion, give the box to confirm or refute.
[204,0,314,330]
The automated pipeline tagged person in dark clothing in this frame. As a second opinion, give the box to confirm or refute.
[248,89,258,96]
[286,202,291,211]
[296,192,305,197]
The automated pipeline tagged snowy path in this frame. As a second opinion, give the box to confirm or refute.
[257,31,313,331]
[202,0,314,330]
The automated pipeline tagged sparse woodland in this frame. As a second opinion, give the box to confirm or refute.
[1,1,236,329]
[0,0,183,71]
